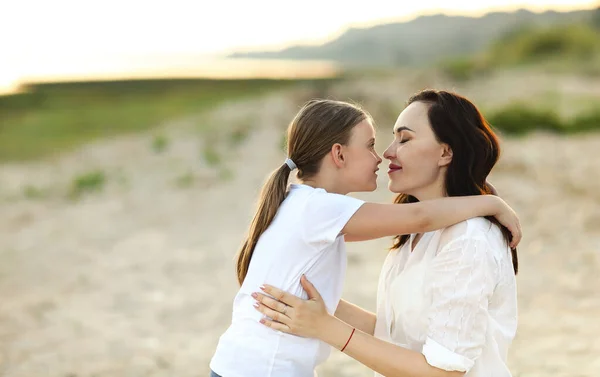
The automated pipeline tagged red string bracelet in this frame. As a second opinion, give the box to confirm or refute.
[340,327,356,352]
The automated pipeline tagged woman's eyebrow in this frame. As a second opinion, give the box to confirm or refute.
[394,126,414,134]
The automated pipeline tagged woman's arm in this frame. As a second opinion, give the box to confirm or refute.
[254,237,496,377]
[320,316,462,377]
[342,195,521,248]
[254,277,463,377]
[334,299,377,336]
[322,238,494,377]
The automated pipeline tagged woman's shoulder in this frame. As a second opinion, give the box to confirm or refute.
[437,217,502,248]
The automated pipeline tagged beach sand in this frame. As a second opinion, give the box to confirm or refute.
[1,75,599,376]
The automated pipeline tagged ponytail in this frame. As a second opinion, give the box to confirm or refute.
[235,163,292,285]
[234,99,368,285]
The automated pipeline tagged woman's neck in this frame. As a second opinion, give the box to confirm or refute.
[411,186,446,202]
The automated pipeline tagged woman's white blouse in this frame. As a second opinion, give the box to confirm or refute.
[374,218,518,376]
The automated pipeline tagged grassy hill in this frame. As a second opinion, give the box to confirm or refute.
[229,8,597,66]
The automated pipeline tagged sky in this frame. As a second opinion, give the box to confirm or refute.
[0,0,597,91]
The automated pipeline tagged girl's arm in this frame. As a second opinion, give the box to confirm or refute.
[342,195,521,248]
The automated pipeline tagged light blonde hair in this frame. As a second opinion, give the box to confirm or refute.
[235,99,370,285]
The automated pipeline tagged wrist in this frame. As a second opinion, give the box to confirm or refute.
[483,194,502,215]
[491,195,505,215]
[314,314,335,342]
[319,315,353,350]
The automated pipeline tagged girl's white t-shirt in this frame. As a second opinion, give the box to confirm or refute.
[210,184,365,377]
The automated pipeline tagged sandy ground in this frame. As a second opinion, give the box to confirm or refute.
[1,73,599,377]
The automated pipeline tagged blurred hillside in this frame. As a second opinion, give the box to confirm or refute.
[2,6,600,165]
[229,8,599,66]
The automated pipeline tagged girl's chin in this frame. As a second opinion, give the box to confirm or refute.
[354,182,378,192]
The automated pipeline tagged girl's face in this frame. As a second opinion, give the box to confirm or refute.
[341,119,383,193]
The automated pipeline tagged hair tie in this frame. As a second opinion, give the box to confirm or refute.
[284,158,297,171]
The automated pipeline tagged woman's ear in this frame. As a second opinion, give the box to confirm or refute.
[438,144,453,167]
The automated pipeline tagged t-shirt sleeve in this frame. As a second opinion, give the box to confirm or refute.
[300,190,365,248]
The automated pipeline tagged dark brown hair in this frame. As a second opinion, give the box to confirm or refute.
[236,99,370,285]
[391,89,518,274]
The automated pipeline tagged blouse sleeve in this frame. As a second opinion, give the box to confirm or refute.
[421,236,497,372]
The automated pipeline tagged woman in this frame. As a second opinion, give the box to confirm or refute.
[210,97,521,377]
[253,90,519,376]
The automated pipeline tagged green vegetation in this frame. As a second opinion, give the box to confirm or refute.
[69,170,106,198]
[487,104,600,135]
[569,108,600,133]
[488,24,600,65]
[441,23,600,81]
[202,140,221,167]
[228,123,252,146]
[151,134,169,153]
[438,18,600,135]
[0,78,315,162]
[23,185,46,199]
[439,57,490,82]
[174,171,195,188]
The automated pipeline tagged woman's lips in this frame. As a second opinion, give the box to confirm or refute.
[388,163,402,173]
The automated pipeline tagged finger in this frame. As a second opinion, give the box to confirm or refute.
[300,275,322,301]
[259,317,291,333]
[254,301,291,325]
[511,225,521,248]
[513,221,521,247]
[252,292,291,314]
[260,285,301,307]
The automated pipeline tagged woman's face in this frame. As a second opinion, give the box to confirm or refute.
[383,101,452,199]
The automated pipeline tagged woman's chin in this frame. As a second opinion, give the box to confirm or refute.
[387,181,404,194]
[388,182,415,196]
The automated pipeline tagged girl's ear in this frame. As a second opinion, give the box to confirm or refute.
[331,143,345,168]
